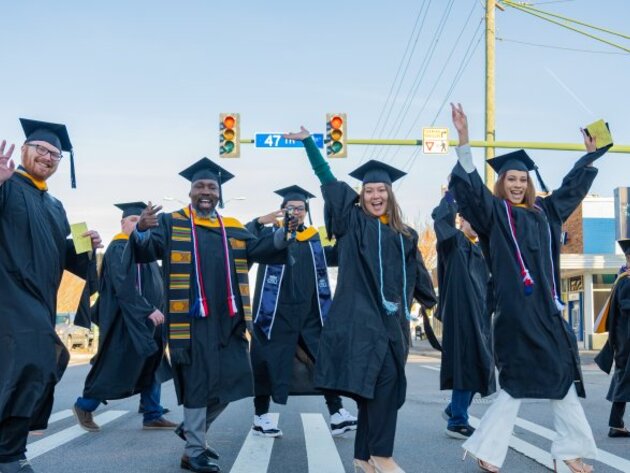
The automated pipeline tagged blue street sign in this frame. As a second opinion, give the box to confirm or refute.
[255,133,324,149]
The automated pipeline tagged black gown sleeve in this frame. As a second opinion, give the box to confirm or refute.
[245,231,288,266]
[324,243,339,267]
[448,162,496,237]
[432,194,459,248]
[321,181,359,239]
[245,218,266,237]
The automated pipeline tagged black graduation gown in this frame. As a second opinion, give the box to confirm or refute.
[449,151,607,399]
[0,172,92,429]
[606,275,630,402]
[313,181,437,406]
[130,213,287,408]
[81,237,170,400]
[432,196,496,396]
[246,221,337,404]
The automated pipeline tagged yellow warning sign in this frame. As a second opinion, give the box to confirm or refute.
[422,128,449,154]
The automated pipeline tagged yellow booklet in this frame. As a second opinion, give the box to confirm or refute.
[585,119,613,149]
[71,222,92,254]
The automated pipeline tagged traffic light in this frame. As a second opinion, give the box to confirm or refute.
[219,113,240,158]
[326,113,347,158]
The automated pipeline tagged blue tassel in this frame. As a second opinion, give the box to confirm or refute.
[382,300,399,316]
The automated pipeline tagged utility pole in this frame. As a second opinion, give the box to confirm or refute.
[485,0,498,187]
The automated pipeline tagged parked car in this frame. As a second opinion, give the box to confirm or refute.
[55,312,94,351]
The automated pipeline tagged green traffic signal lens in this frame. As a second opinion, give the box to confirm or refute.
[330,142,343,153]
[223,141,235,153]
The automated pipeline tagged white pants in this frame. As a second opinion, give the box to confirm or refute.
[462,386,597,468]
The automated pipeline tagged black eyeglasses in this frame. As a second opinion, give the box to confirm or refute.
[286,205,306,213]
[25,143,63,161]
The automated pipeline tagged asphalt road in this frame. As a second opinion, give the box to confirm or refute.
[25,344,630,473]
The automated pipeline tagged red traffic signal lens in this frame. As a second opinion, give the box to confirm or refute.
[330,142,343,153]
[223,116,236,128]
[330,116,343,129]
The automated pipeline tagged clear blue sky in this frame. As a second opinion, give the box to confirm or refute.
[2,0,628,242]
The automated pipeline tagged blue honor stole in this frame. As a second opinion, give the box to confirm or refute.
[255,231,332,339]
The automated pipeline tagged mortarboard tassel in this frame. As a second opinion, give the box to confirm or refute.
[218,171,224,209]
[306,199,313,226]
[533,166,549,194]
[70,149,76,189]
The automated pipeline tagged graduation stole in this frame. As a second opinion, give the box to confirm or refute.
[594,271,629,334]
[167,207,251,351]
[15,167,48,191]
[254,227,331,339]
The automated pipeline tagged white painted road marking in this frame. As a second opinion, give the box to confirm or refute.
[229,413,278,473]
[301,413,345,473]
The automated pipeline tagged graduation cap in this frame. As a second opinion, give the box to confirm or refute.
[179,157,235,209]
[114,201,147,218]
[275,185,316,225]
[349,160,407,185]
[20,118,76,188]
[487,149,549,193]
[618,239,630,255]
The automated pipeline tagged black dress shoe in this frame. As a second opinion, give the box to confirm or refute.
[0,459,35,472]
[174,424,219,460]
[608,427,630,438]
[180,453,220,472]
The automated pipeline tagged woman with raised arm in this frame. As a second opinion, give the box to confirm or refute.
[448,103,611,473]
[284,127,437,473]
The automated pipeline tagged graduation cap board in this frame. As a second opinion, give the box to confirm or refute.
[275,185,316,225]
[20,118,76,188]
[584,119,613,150]
[487,149,549,193]
[179,157,235,208]
[114,202,147,218]
[618,239,630,255]
[349,160,407,185]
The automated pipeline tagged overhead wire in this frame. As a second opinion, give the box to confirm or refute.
[497,36,629,55]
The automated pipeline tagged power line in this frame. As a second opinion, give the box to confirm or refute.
[497,36,629,55]
[386,1,480,165]
[359,1,432,165]
[379,0,457,163]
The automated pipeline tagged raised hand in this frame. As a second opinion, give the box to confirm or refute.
[581,128,597,153]
[283,126,311,141]
[450,103,469,145]
[0,140,16,184]
[258,209,284,226]
[137,201,162,231]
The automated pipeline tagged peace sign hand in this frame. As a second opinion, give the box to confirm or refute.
[0,140,16,184]
[137,201,162,231]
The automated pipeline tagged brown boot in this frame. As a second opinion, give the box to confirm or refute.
[143,416,178,430]
[72,404,101,432]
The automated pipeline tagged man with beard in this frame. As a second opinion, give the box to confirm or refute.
[73,202,176,432]
[131,158,294,473]
[246,185,357,438]
[0,120,101,473]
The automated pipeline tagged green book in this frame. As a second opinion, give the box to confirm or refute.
[585,119,613,149]
[71,222,92,254]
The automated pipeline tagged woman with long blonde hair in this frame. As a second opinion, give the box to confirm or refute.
[284,127,437,473]
[449,103,611,473]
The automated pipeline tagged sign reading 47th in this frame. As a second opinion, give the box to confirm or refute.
[256,133,324,149]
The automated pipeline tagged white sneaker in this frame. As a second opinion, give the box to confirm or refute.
[330,408,358,436]
[252,413,283,438]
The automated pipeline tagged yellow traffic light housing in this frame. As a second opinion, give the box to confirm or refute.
[326,113,347,158]
[220,113,240,158]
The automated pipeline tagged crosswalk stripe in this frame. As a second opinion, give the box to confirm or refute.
[27,410,128,460]
[301,413,345,473]
[229,413,278,473]
[514,417,630,472]
[47,409,73,424]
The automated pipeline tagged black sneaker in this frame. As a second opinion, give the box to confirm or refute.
[608,427,630,438]
[446,424,475,439]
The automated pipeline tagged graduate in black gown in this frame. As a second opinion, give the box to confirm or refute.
[0,120,101,473]
[595,239,630,438]
[432,192,495,440]
[284,127,437,473]
[130,158,293,473]
[246,186,357,438]
[72,202,176,432]
[448,103,610,473]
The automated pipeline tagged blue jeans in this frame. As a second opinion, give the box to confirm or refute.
[446,390,475,428]
[76,381,163,423]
